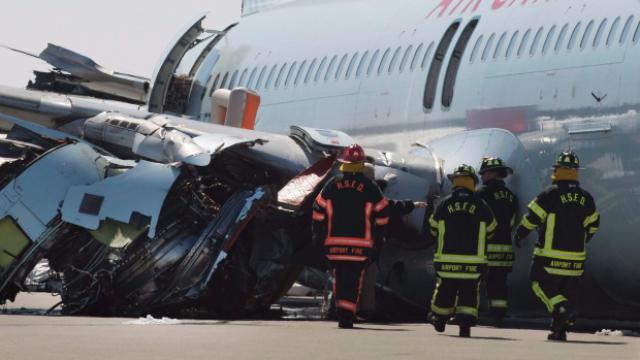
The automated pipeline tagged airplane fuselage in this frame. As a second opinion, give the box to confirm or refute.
[170,0,640,317]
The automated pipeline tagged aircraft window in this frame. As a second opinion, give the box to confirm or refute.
[481,33,495,61]
[305,59,317,84]
[542,25,556,55]
[210,74,220,94]
[607,16,621,47]
[506,31,520,58]
[315,57,327,82]
[239,68,249,87]
[555,24,569,53]
[470,35,483,63]
[346,52,359,79]
[356,51,370,78]
[593,19,608,47]
[421,42,435,70]
[518,29,531,57]
[530,27,544,55]
[274,64,287,89]
[424,20,460,110]
[410,43,425,71]
[294,60,307,86]
[399,45,413,72]
[336,54,348,80]
[567,22,582,51]
[325,55,338,82]
[620,16,635,44]
[493,32,507,59]
[265,65,278,89]
[378,48,391,75]
[581,20,595,49]
[228,70,239,89]
[389,46,402,74]
[367,49,380,76]
[442,18,479,108]
[633,20,640,44]
[220,72,230,89]
[285,62,297,88]
[256,66,268,89]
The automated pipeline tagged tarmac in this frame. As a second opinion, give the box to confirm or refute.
[1,293,639,360]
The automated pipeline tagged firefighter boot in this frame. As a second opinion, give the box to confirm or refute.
[458,315,473,337]
[427,312,446,333]
[548,306,569,341]
[337,309,354,329]
[490,307,507,328]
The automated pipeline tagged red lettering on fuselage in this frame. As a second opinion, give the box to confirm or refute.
[426,0,539,19]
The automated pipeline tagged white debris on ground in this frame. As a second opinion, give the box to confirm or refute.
[123,315,182,325]
[596,329,625,336]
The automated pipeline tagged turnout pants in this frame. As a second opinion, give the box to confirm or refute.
[431,277,481,327]
[531,265,579,331]
[331,261,367,321]
[486,267,510,316]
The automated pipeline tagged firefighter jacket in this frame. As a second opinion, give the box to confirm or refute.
[429,188,497,279]
[312,172,389,262]
[477,179,518,268]
[517,180,599,277]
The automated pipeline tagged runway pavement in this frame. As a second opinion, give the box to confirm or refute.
[1,294,638,360]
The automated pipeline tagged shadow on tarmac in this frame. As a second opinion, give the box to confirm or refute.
[563,340,627,345]
[351,326,411,332]
[440,334,518,341]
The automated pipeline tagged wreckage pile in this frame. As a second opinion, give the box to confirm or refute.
[0,114,332,318]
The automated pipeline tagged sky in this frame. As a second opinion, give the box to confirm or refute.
[0,0,241,87]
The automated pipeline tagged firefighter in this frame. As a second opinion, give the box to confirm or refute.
[476,157,518,326]
[312,144,389,329]
[428,165,497,337]
[513,151,599,341]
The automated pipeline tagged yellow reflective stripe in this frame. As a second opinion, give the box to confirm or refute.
[588,227,598,234]
[534,247,586,261]
[437,271,481,279]
[532,281,554,313]
[431,304,455,315]
[528,200,548,221]
[430,278,455,316]
[489,261,514,267]
[583,212,600,227]
[434,254,488,264]
[489,299,508,308]
[487,219,497,233]
[437,220,445,255]
[478,222,486,256]
[549,295,568,307]
[544,213,556,251]
[429,215,438,228]
[521,215,537,230]
[544,267,584,276]
[487,244,513,253]
[456,306,478,317]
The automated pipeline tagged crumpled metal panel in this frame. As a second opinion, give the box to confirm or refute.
[0,143,105,241]
[61,161,180,238]
[192,133,262,155]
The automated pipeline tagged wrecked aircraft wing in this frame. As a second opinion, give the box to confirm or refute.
[2,43,150,104]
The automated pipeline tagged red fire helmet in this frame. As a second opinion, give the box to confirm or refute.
[339,144,366,164]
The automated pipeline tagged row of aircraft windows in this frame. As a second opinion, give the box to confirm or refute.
[206,41,438,96]
[470,15,640,63]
